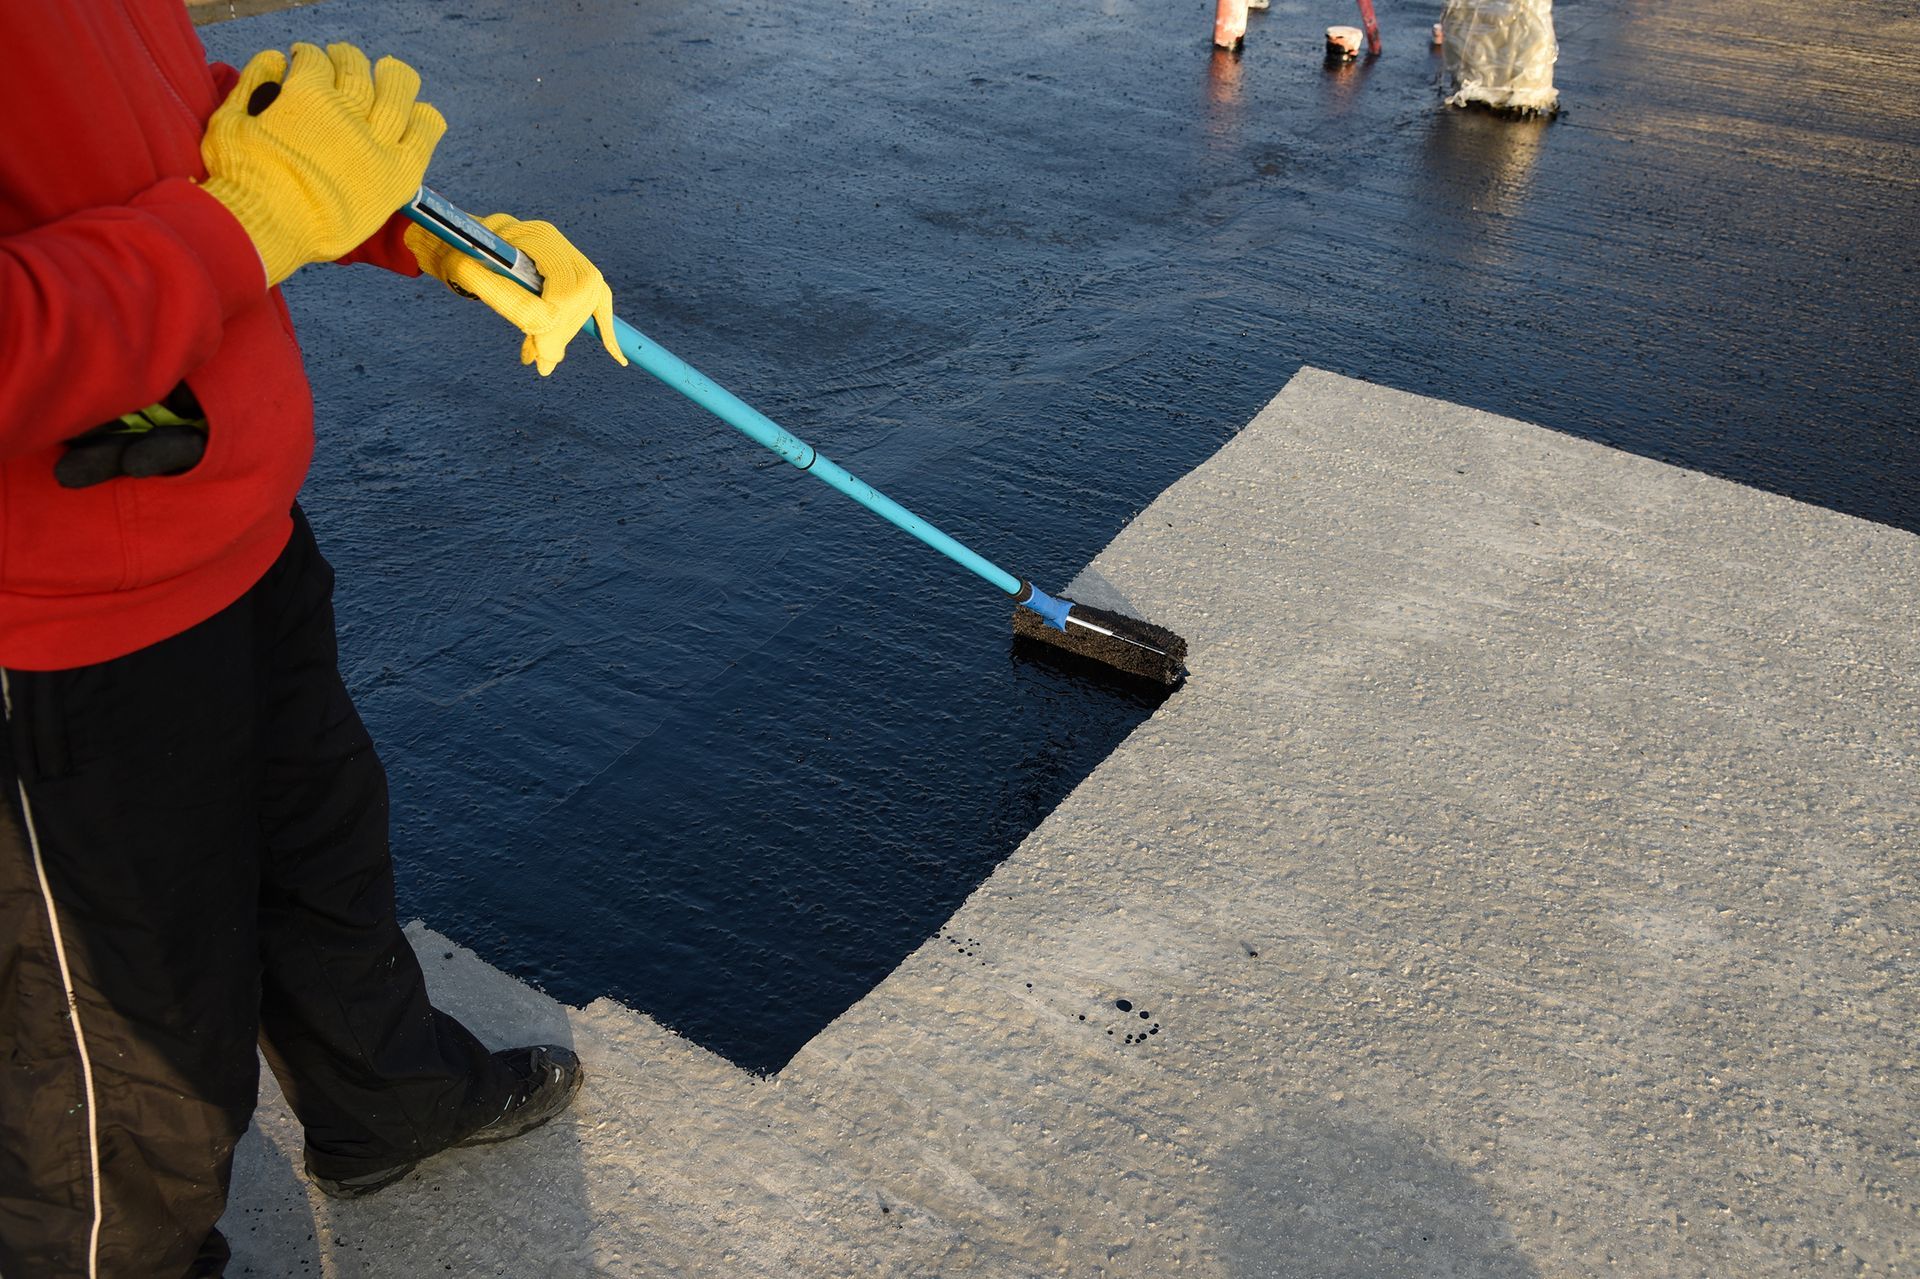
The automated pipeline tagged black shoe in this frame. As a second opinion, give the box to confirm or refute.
[187,1228,231,1277]
[306,1045,583,1200]
[456,1044,585,1147]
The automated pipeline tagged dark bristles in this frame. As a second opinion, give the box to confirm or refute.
[1010,599,1188,686]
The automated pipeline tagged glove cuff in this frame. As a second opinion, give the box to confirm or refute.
[200,175,301,287]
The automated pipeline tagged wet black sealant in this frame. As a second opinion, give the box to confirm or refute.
[206,0,1918,1074]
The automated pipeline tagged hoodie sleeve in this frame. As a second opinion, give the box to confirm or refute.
[0,176,268,462]
[335,208,428,277]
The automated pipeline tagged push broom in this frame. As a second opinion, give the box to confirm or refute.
[403,187,1187,685]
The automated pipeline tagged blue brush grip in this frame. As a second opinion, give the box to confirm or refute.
[406,187,546,293]
[1018,583,1073,631]
[592,313,1025,597]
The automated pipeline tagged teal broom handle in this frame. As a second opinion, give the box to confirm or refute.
[403,187,1036,605]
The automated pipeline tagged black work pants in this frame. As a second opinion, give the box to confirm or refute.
[0,509,509,1279]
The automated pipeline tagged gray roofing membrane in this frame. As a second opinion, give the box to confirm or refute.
[224,370,1918,1277]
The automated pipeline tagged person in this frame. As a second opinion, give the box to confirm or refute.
[1,6,629,1276]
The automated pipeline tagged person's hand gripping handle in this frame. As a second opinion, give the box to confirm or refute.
[199,42,445,286]
[403,189,627,377]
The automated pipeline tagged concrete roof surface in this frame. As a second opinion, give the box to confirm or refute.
[223,369,1918,1277]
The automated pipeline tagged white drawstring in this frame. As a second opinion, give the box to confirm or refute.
[2,669,102,1278]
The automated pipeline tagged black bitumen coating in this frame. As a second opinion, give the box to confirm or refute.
[204,0,1917,1073]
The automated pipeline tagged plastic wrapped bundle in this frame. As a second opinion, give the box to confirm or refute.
[1440,0,1559,115]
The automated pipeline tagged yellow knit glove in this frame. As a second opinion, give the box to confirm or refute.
[405,215,628,376]
[200,43,446,286]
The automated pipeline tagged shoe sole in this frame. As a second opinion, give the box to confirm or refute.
[308,1162,421,1200]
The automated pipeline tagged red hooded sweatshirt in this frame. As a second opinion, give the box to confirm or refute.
[0,1,423,671]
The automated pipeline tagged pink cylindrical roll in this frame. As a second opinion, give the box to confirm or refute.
[1214,0,1248,49]
[1355,0,1382,53]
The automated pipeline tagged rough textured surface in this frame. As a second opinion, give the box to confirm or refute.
[223,370,1919,1277]
[194,0,1920,1072]
[186,0,323,25]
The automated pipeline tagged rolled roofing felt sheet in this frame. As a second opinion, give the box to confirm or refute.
[1440,0,1560,115]
[1213,0,1248,50]
[1326,25,1365,59]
